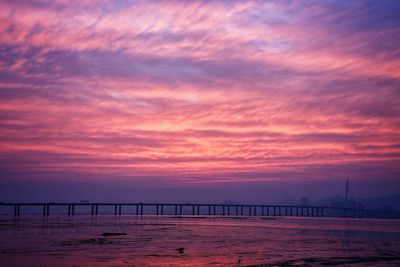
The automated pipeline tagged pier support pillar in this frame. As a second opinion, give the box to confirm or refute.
[14,205,20,217]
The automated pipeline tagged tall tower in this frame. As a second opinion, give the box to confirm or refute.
[345,180,349,202]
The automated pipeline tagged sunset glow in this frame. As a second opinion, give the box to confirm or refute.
[1,0,399,185]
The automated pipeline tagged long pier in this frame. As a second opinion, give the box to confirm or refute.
[0,203,399,219]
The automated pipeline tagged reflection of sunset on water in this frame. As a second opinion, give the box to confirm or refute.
[1,216,400,266]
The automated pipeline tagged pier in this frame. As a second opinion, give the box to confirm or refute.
[0,202,399,219]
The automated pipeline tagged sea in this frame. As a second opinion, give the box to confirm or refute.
[0,215,400,266]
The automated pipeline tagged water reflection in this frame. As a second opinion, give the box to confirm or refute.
[1,215,399,266]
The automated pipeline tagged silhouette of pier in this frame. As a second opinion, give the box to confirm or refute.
[1,202,399,219]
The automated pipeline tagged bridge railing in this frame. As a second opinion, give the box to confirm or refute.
[0,203,399,219]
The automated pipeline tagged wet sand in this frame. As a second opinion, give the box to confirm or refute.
[1,215,400,266]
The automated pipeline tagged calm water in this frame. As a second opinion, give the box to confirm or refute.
[1,215,400,266]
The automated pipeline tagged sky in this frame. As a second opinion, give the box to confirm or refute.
[0,0,399,202]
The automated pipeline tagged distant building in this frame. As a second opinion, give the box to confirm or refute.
[330,198,365,209]
[330,180,365,209]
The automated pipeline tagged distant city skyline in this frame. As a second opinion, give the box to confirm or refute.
[0,1,399,196]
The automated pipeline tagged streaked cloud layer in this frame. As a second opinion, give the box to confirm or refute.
[1,0,399,185]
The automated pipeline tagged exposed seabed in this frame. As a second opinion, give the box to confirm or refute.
[1,215,400,266]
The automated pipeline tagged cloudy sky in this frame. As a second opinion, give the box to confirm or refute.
[0,0,399,200]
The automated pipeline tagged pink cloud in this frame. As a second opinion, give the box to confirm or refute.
[0,0,399,184]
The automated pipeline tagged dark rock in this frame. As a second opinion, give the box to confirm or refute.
[102,232,127,236]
